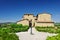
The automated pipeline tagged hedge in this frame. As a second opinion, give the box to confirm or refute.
[0,30,19,40]
[35,26,60,33]
[46,34,60,40]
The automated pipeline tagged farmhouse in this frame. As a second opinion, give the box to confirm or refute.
[17,13,54,27]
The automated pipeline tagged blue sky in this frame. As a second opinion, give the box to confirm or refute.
[0,0,60,23]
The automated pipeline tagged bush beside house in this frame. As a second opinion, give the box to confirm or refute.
[46,34,60,40]
[0,29,19,40]
[35,26,60,33]
[0,23,29,40]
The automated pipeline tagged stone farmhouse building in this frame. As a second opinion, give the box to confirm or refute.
[17,13,54,27]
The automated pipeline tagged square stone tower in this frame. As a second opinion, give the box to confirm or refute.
[35,13,54,27]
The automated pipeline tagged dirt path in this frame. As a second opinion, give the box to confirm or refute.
[16,28,57,40]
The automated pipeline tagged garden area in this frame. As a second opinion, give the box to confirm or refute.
[35,23,60,33]
[35,27,60,33]
[0,23,29,33]
[0,23,60,40]
[46,34,60,40]
[35,23,60,40]
[0,31,19,40]
[0,23,29,40]
[46,23,60,40]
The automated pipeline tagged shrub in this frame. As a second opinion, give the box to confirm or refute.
[0,24,29,33]
[46,34,60,40]
[0,29,19,40]
[10,24,22,28]
[9,25,29,32]
[0,24,30,40]
[3,33,19,40]
[35,27,60,33]
[46,36,56,40]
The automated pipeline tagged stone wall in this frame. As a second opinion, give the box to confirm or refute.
[23,14,34,20]
[22,14,36,27]
[17,13,54,27]
[35,22,54,27]
[17,19,29,26]
[37,13,52,22]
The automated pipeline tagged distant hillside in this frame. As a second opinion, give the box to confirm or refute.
[0,22,16,25]
[54,23,60,26]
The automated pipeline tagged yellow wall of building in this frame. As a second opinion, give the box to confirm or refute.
[17,13,54,27]
[35,22,54,27]
[17,20,29,26]
[37,14,52,22]
[23,14,36,27]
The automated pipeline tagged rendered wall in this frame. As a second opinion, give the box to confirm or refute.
[35,22,54,27]
[37,14,52,22]
[17,20,29,26]
[17,13,54,27]
[23,14,36,27]
[23,14,33,20]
